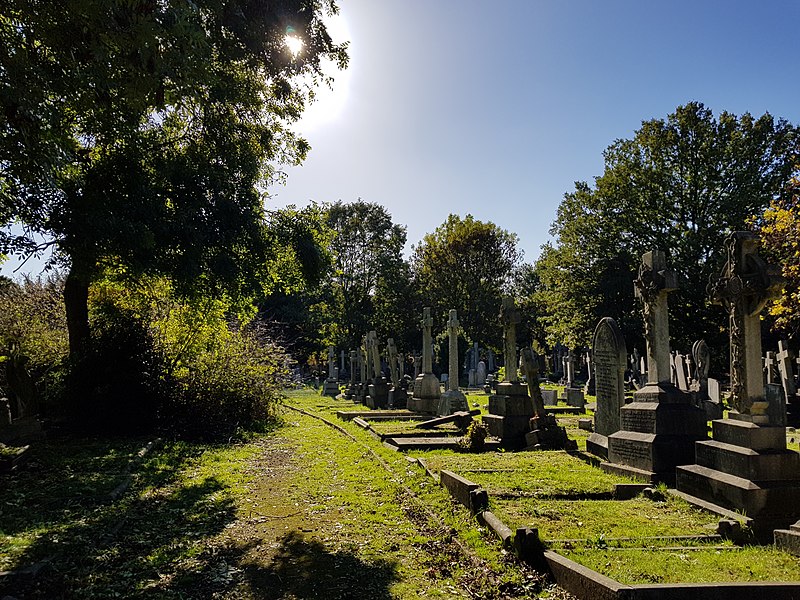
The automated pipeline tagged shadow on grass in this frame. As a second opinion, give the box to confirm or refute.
[235,531,400,599]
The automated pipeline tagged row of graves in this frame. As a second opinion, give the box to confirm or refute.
[329,232,800,596]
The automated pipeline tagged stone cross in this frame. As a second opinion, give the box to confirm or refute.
[764,351,777,385]
[349,350,357,386]
[777,340,797,400]
[708,232,783,417]
[421,307,434,374]
[368,330,382,379]
[565,349,575,387]
[691,339,710,399]
[360,336,368,383]
[634,250,679,385]
[387,338,399,388]
[500,296,521,383]
[327,346,336,380]
[447,309,460,392]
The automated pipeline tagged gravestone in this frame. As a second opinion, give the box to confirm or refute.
[365,331,390,409]
[674,353,690,391]
[586,317,627,459]
[523,348,576,450]
[476,360,488,389]
[322,346,340,396]
[691,340,721,420]
[677,232,800,539]
[343,350,358,400]
[606,250,706,484]
[408,308,441,414]
[777,341,797,404]
[386,338,407,409]
[439,310,469,415]
[765,351,777,385]
[583,350,595,395]
[483,297,533,449]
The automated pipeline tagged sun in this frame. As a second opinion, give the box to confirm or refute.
[284,34,304,57]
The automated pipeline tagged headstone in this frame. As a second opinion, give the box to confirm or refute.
[340,350,346,376]
[407,308,441,414]
[365,331,389,409]
[583,350,595,395]
[765,351,777,385]
[586,317,627,459]
[322,346,340,396]
[674,353,690,391]
[565,350,575,388]
[476,360,487,389]
[439,309,468,415]
[386,338,406,408]
[777,341,797,402]
[691,340,720,420]
[522,348,576,450]
[483,298,533,449]
[468,368,477,388]
[606,250,706,483]
[344,350,357,400]
[677,232,800,539]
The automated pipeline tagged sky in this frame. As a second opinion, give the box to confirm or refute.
[3,0,800,277]
[269,0,800,264]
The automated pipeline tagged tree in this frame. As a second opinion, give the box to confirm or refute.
[0,0,348,356]
[323,200,407,349]
[535,103,799,356]
[754,173,800,341]
[411,214,522,351]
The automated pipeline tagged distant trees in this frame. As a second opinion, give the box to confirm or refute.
[534,102,800,355]
[412,214,522,350]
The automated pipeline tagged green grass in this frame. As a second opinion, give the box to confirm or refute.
[366,419,463,436]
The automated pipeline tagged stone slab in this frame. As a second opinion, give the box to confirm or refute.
[336,410,418,421]
[586,432,608,459]
[607,430,699,475]
[482,414,531,449]
[488,394,534,417]
[712,420,786,451]
[440,470,480,510]
[414,410,479,430]
[774,526,800,556]
[407,396,440,415]
[541,389,558,405]
[383,437,501,452]
[694,440,800,482]
[619,402,707,437]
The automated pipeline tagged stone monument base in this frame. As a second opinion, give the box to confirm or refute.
[484,384,534,449]
[676,419,800,541]
[606,383,707,484]
[525,414,576,451]
[775,521,800,556]
[322,378,340,397]
[438,390,468,416]
[388,387,408,409]
[407,373,441,415]
[366,378,390,410]
[586,433,608,459]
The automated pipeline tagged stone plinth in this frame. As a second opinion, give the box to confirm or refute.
[775,521,800,556]
[677,419,800,539]
[388,387,408,409]
[366,378,390,409]
[438,390,468,416]
[322,378,340,397]
[483,383,534,449]
[605,382,707,484]
[407,373,441,415]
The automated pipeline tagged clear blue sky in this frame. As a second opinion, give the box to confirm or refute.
[270,0,800,263]
[3,0,799,278]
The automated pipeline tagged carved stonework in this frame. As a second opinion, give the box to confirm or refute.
[708,232,783,416]
[500,297,521,383]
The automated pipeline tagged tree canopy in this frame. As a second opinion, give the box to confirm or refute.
[412,214,522,351]
[534,102,800,356]
[0,0,348,355]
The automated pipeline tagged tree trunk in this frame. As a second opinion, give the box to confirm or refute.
[64,266,91,358]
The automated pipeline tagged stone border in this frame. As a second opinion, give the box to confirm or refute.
[426,463,800,599]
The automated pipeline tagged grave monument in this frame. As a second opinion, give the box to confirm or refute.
[605,250,707,483]
[586,317,627,458]
[676,232,800,539]
[438,310,469,415]
[322,346,340,397]
[407,308,441,414]
[365,331,389,409]
[482,297,535,449]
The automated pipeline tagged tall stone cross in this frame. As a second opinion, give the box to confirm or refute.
[387,338,399,388]
[634,250,679,385]
[360,335,368,383]
[708,232,783,417]
[349,350,358,386]
[777,340,797,400]
[421,307,434,374]
[327,346,336,379]
[368,330,382,379]
[447,309,460,392]
[500,296,521,383]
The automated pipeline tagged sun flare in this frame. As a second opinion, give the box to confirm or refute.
[284,34,303,57]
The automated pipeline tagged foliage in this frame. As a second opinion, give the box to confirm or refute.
[754,173,800,341]
[459,420,489,451]
[322,199,408,349]
[0,0,348,355]
[411,214,522,351]
[534,102,800,357]
[0,274,68,413]
[92,273,289,439]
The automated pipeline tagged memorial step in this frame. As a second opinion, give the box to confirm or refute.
[694,440,800,482]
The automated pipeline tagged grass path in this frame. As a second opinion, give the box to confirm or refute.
[0,389,568,599]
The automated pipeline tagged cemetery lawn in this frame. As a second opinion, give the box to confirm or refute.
[0,389,564,599]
